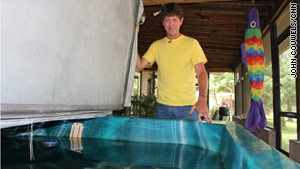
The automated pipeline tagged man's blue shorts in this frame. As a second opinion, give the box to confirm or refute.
[156,102,198,121]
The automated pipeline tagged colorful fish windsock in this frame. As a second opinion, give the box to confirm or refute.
[241,8,267,132]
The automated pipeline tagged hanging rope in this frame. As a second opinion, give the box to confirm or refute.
[29,123,35,162]
[251,0,256,8]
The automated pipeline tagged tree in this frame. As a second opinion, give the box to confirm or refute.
[209,72,235,116]
[279,48,296,124]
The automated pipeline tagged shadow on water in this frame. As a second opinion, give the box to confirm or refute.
[2,136,225,169]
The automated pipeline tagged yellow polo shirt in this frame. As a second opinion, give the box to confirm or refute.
[143,35,207,106]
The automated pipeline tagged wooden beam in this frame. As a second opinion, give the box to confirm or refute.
[206,55,241,61]
[198,1,274,7]
[143,0,247,6]
[184,32,244,40]
[206,64,237,69]
[139,23,246,35]
[182,26,246,34]
[206,67,234,72]
[207,58,240,63]
[200,41,241,49]
[202,45,241,51]
[204,49,241,55]
[234,63,242,72]
[181,2,273,13]
[206,61,238,65]
[262,0,290,35]
[139,36,243,45]
[184,12,246,22]
[184,19,246,29]
[140,19,246,30]
[144,2,273,12]
[139,31,244,40]
[206,55,240,60]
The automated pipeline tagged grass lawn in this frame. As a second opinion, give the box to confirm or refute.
[266,114,297,152]
[281,117,297,152]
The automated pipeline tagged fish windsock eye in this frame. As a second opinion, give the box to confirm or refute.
[250,21,256,28]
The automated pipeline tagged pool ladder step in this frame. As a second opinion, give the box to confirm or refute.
[69,123,84,153]
[70,123,84,138]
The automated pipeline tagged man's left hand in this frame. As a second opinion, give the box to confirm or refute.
[189,98,212,122]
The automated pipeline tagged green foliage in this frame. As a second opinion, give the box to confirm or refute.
[120,94,156,118]
[262,63,273,115]
[281,117,297,152]
[113,94,157,118]
[131,94,157,118]
[132,77,139,96]
[209,72,235,115]
[263,48,297,114]
[279,49,296,112]
[210,73,234,93]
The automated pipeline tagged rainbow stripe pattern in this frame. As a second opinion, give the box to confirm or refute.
[241,8,266,132]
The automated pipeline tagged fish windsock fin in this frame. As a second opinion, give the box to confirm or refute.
[245,99,261,132]
[258,100,267,130]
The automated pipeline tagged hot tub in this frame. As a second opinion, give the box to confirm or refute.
[2,116,300,169]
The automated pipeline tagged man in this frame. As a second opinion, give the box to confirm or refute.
[136,3,212,122]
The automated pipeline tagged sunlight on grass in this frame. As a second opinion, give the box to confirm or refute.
[266,114,274,128]
[281,117,297,152]
[265,115,297,152]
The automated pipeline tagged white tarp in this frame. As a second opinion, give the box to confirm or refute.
[1,0,143,127]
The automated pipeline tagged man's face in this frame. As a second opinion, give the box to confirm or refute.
[162,15,184,37]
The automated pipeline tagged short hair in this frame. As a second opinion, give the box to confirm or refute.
[160,3,184,22]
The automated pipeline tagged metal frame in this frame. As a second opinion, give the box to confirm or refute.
[270,1,299,155]
[296,0,300,142]
[270,21,282,151]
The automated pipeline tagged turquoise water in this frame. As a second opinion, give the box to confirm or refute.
[2,136,225,169]
[3,116,300,169]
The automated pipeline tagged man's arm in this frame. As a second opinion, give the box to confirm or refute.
[136,24,150,72]
[189,62,212,122]
[136,53,150,72]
